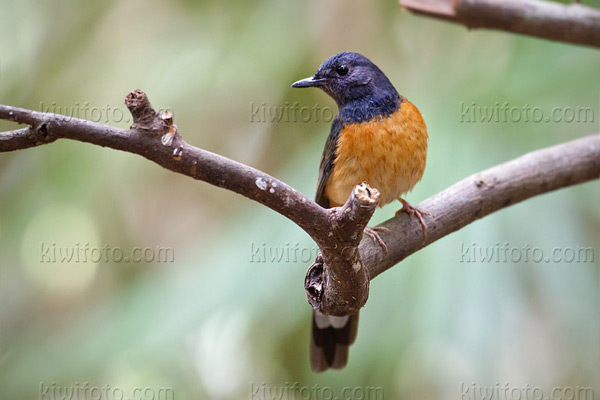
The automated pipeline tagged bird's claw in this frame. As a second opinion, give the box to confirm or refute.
[364,226,389,253]
[396,199,430,238]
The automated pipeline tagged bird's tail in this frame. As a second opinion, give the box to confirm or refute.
[309,310,359,372]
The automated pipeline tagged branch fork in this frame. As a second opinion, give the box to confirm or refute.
[307,183,380,316]
[125,91,380,315]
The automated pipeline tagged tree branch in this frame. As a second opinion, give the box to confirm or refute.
[1,91,599,316]
[400,0,600,48]
[361,133,600,279]
[0,90,379,315]
[0,92,331,241]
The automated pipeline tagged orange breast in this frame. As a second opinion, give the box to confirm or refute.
[324,101,428,207]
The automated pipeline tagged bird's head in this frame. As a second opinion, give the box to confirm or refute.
[291,52,398,106]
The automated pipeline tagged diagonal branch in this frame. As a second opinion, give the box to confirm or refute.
[400,0,600,48]
[0,92,331,242]
[361,133,600,278]
[1,90,599,316]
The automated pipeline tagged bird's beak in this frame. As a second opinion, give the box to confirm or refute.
[291,76,327,88]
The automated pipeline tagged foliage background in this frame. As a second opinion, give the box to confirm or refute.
[1,0,599,399]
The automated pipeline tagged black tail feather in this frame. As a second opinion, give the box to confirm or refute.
[310,311,359,372]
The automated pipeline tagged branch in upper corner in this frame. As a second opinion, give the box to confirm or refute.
[400,0,600,48]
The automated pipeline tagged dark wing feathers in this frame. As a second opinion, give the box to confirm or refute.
[315,117,344,208]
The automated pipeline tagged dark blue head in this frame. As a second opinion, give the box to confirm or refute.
[291,52,400,108]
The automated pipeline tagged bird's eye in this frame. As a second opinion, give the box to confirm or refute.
[336,64,349,76]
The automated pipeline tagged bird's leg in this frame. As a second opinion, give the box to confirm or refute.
[363,226,390,253]
[396,198,430,237]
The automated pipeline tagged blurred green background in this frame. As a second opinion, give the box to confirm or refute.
[1,0,599,399]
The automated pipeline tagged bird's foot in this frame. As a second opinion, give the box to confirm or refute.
[363,226,390,253]
[396,198,431,238]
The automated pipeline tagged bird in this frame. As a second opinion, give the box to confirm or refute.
[291,51,429,372]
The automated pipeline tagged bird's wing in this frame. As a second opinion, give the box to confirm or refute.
[315,117,343,208]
